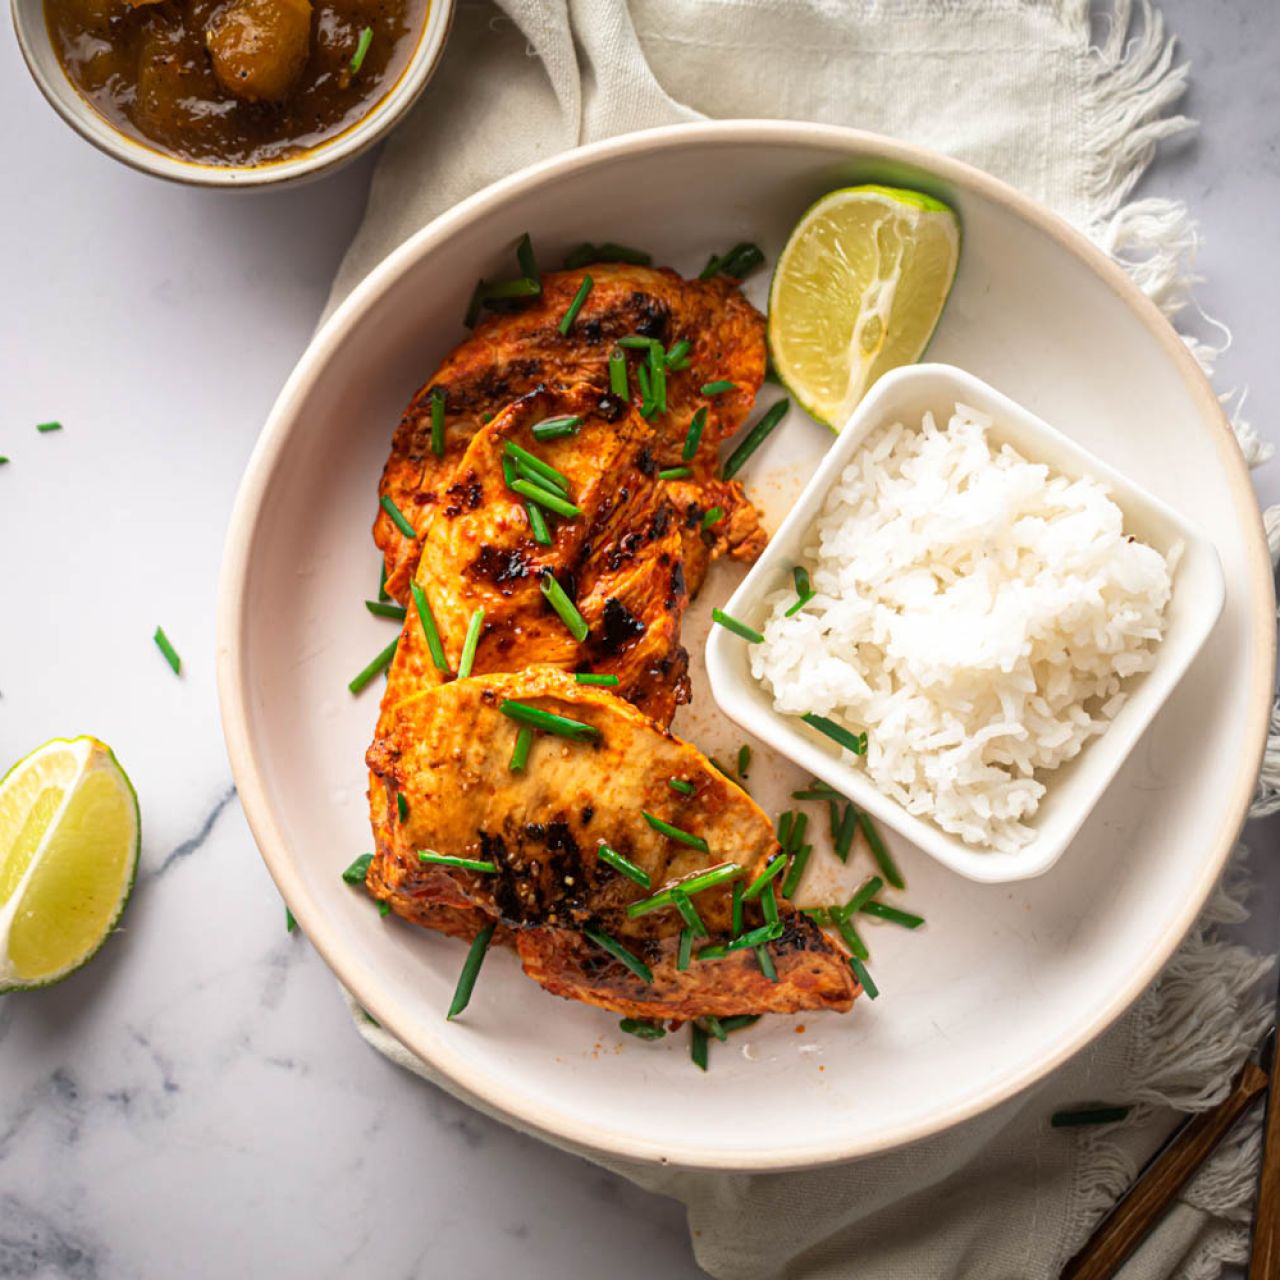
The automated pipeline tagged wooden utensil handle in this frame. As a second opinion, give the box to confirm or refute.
[1061,1061,1269,1280]
[1249,1057,1280,1279]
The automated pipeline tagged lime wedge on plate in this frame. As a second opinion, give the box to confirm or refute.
[0,736,140,992]
[768,184,960,429]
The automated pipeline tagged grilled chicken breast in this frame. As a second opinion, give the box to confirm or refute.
[365,668,859,1019]
[373,263,769,603]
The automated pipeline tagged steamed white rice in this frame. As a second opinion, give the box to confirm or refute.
[751,404,1177,852]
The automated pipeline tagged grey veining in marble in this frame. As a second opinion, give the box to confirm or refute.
[0,1,1275,1277]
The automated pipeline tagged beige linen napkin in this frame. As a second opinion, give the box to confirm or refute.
[331,2,1280,1276]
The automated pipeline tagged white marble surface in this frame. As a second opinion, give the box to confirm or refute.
[1,1,1276,1276]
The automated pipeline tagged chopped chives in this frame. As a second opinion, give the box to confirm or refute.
[777,810,794,848]
[724,921,784,952]
[511,456,568,493]
[701,380,737,397]
[737,745,751,777]
[649,343,667,414]
[668,778,695,795]
[409,581,450,672]
[785,565,816,617]
[396,791,409,822]
[699,242,765,280]
[36,420,62,433]
[761,888,779,928]
[837,877,884,921]
[516,232,538,280]
[457,606,485,679]
[447,923,496,1019]
[525,500,552,545]
[499,699,600,741]
[584,928,653,984]
[153,626,181,675]
[671,891,707,937]
[626,862,743,918]
[619,335,661,350]
[349,25,373,73]
[722,398,790,480]
[682,406,707,461]
[379,494,418,539]
[719,1014,760,1034]
[378,901,392,917]
[793,780,841,800]
[666,339,691,368]
[575,672,619,686]
[608,347,629,402]
[780,842,812,900]
[677,929,694,971]
[859,811,904,889]
[635,362,654,417]
[658,466,691,481]
[849,955,878,999]
[365,599,407,621]
[504,440,570,492]
[743,855,786,900]
[562,243,652,268]
[597,843,651,888]
[341,853,373,884]
[834,804,857,861]
[788,811,809,853]
[756,946,778,982]
[691,1022,709,1070]
[286,906,296,932]
[802,713,867,755]
[430,387,446,457]
[1050,1106,1132,1129]
[619,1018,666,1040]
[828,798,841,846]
[701,505,724,530]
[509,726,534,772]
[696,944,727,960]
[510,477,582,519]
[860,900,924,929]
[711,608,763,644]
[558,274,593,336]
[834,914,869,960]
[464,279,486,327]
[502,454,518,486]
[419,851,498,873]
[540,572,589,642]
[480,277,541,301]
[531,414,583,441]
[641,811,709,852]
[701,1015,728,1043]
[348,636,397,693]
[708,757,734,780]
[731,880,744,935]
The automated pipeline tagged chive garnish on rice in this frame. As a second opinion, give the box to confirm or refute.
[509,726,534,772]
[430,387,446,457]
[531,415,583,441]
[722,398,789,480]
[418,851,498,873]
[341,853,373,884]
[457,606,485,678]
[641,811,710,852]
[558,274,593,336]
[447,923,496,1019]
[410,581,450,672]
[609,347,629,401]
[802,713,867,755]
[499,700,600,741]
[575,672,619,686]
[785,565,815,616]
[682,406,707,461]
[540,572,589,642]
[153,626,181,675]
[379,494,418,539]
[598,843,651,888]
[584,928,653,984]
[711,608,763,643]
[348,636,398,693]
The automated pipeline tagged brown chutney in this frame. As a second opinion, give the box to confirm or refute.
[45,0,425,166]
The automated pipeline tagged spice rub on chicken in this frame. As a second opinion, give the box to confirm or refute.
[365,668,859,1020]
[373,262,769,603]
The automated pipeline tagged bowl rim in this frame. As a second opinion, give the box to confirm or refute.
[215,119,1276,1170]
[705,360,1228,884]
[10,0,455,187]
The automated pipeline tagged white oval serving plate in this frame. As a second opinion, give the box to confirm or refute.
[217,121,1275,1171]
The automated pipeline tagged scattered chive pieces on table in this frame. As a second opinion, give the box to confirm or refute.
[457,607,485,679]
[780,841,812,900]
[641,811,709,852]
[777,810,794,848]
[396,791,409,822]
[834,914,869,960]
[743,855,785,900]
[668,778,695,796]
[418,851,498,873]
[499,699,600,741]
[341,853,373,885]
[36,421,63,433]
[379,494,417,539]
[711,608,763,644]
[525,500,552,546]
[838,877,884,920]
[504,440,570,491]
[701,505,724,530]
[575,672,619,686]
[850,955,878,998]
[511,477,582,519]
[447,923,496,1020]
[677,929,694,971]
[558,274,593,336]
[720,1015,760,1034]
[509,725,534,772]
[788,811,809,853]
[349,25,373,74]
[1050,1106,1132,1129]
[286,906,296,933]
[153,626,181,675]
[731,880,744,935]
[516,232,538,280]
[690,1022,709,1070]
[801,712,867,755]
[365,599,407,621]
[859,810,904,888]
[756,946,778,982]
[792,780,840,800]
[722,398,790,481]
[430,387,446,457]
[609,347,630,401]
[860,900,925,929]
[682,406,707,461]
[584,927,653,984]
[349,637,398,693]
[700,380,736,397]
[531,414,583,441]
[737,744,751,777]
[834,804,858,861]
[540,572,589,642]
[410,581,450,673]
[619,1018,666,1040]
[597,843,651,888]
[658,466,691,481]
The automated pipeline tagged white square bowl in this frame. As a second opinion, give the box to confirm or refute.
[705,363,1226,883]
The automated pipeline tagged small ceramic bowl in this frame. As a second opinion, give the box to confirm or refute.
[705,363,1226,883]
[10,0,453,187]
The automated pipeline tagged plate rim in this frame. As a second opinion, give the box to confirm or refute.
[215,119,1276,1171]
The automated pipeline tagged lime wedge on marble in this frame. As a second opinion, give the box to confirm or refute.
[768,184,960,429]
[0,736,140,992]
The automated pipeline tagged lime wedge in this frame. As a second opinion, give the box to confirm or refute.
[768,184,960,429]
[0,737,140,991]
